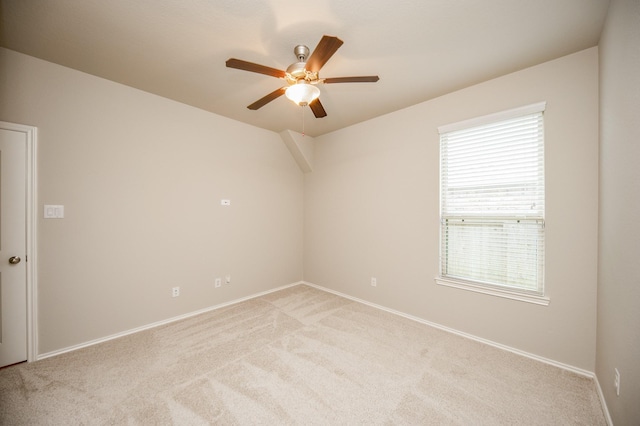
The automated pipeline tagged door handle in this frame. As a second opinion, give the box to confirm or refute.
[8,256,21,265]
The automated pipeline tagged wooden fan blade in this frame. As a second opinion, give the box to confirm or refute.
[306,35,344,73]
[309,98,327,118]
[226,58,286,79]
[247,87,286,110]
[324,76,380,84]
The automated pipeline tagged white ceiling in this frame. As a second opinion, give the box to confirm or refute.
[0,0,610,137]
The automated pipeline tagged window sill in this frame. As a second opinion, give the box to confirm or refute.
[434,277,550,306]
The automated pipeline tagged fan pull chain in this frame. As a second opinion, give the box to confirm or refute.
[302,105,305,137]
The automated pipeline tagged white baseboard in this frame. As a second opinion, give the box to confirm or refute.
[38,279,596,379]
[302,281,595,379]
[594,374,614,426]
[37,281,303,361]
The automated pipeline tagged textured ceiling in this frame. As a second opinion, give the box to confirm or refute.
[0,0,610,137]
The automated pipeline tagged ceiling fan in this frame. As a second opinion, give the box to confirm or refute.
[226,35,379,118]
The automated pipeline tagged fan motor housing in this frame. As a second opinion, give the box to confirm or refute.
[285,45,319,85]
[286,61,307,79]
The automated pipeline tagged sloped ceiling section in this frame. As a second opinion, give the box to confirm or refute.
[0,0,609,137]
[280,130,314,173]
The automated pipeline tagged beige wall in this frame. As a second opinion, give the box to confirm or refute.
[305,48,599,371]
[597,0,640,423]
[0,48,304,355]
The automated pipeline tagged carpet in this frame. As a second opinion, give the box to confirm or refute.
[0,284,606,425]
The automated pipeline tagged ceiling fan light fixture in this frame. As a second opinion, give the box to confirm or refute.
[226,35,378,118]
[285,81,320,106]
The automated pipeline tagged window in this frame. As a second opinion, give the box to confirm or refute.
[436,103,548,305]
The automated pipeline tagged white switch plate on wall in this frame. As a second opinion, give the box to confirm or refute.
[44,205,64,218]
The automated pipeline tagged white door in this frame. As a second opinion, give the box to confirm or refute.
[0,126,28,367]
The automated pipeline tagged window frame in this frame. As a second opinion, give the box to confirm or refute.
[435,102,549,306]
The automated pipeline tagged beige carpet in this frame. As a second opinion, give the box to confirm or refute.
[0,284,605,425]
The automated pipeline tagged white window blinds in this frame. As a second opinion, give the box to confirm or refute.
[439,103,545,295]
